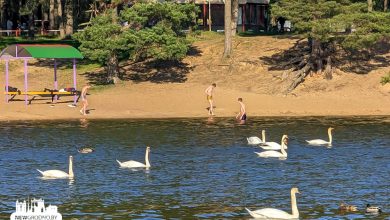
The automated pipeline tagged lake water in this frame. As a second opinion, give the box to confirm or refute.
[0,117,389,219]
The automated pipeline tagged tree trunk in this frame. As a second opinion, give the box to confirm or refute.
[0,0,5,30]
[368,0,373,12]
[65,0,73,36]
[311,38,323,74]
[28,12,35,39]
[43,8,49,22]
[18,0,22,23]
[188,0,196,33]
[324,56,332,80]
[223,0,232,58]
[49,0,55,29]
[231,0,239,36]
[57,0,65,38]
[286,63,312,93]
[112,6,118,24]
[106,53,120,84]
[385,0,388,11]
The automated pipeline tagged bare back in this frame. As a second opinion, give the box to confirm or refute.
[205,86,214,96]
[239,102,246,115]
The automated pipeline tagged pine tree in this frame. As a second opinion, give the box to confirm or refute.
[368,0,373,11]
[223,0,232,58]
[74,3,198,84]
[65,0,73,36]
[0,0,5,29]
[231,0,239,36]
[49,0,55,29]
[271,0,390,92]
[57,0,65,37]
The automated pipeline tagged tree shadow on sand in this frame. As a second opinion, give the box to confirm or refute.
[82,46,201,85]
[260,38,390,75]
[81,60,194,85]
[121,60,194,83]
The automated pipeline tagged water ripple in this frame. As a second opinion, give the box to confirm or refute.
[0,117,389,219]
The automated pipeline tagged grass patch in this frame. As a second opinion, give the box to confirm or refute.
[90,83,121,92]
[78,63,102,73]
[190,31,224,42]
[380,72,390,85]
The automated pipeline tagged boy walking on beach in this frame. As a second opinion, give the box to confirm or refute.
[236,98,246,124]
[80,84,91,115]
[205,83,216,116]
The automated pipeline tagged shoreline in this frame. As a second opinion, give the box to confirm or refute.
[0,114,389,122]
[0,82,388,122]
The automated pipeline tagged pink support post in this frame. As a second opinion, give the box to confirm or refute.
[5,60,9,103]
[54,59,58,102]
[73,59,77,105]
[24,59,28,105]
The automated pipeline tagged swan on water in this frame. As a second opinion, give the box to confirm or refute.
[247,129,288,150]
[117,146,151,168]
[245,187,300,219]
[260,132,288,150]
[306,127,334,146]
[365,204,382,213]
[247,130,265,145]
[255,135,288,158]
[37,155,74,179]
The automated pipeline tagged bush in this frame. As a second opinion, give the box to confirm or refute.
[380,72,390,85]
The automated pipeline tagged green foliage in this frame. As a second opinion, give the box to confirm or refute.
[74,3,198,66]
[335,12,390,49]
[73,11,125,64]
[271,0,390,50]
[120,3,198,61]
[133,23,189,60]
[121,3,198,35]
[19,0,39,15]
[381,72,390,85]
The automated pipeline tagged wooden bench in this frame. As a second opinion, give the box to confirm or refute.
[4,89,80,104]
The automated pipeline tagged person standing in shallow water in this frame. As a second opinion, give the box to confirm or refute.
[236,97,246,124]
[80,84,91,115]
[205,83,216,116]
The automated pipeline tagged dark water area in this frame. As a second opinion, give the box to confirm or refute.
[0,117,389,219]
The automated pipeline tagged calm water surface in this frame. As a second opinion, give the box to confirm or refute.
[0,117,389,219]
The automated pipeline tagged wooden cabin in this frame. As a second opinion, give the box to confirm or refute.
[188,0,270,32]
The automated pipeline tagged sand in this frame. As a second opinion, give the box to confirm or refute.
[0,34,389,121]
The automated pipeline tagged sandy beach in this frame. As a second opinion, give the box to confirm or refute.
[0,35,389,121]
[0,80,389,121]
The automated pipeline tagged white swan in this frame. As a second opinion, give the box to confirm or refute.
[247,130,265,145]
[37,155,74,179]
[306,127,334,146]
[245,187,300,219]
[260,132,288,150]
[260,141,288,150]
[117,146,151,168]
[247,130,287,150]
[255,135,288,158]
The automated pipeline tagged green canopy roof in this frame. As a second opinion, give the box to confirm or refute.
[0,44,84,59]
